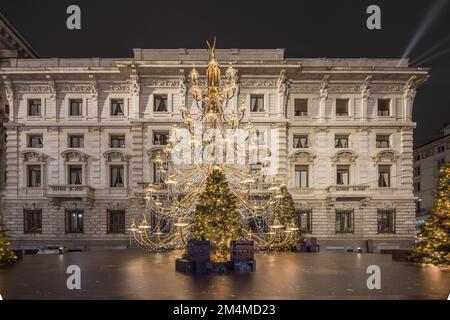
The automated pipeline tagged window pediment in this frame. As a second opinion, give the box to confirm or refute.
[103,150,130,162]
[289,151,316,163]
[61,149,89,162]
[21,150,48,163]
[331,149,358,163]
[372,149,399,163]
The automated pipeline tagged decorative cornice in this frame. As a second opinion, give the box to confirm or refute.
[240,79,278,87]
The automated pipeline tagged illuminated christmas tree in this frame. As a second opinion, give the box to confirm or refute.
[411,161,450,265]
[274,185,303,249]
[0,218,17,263]
[191,166,241,262]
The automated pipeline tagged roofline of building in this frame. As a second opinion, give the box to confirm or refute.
[413,133,450,152]
[0,11,39,58]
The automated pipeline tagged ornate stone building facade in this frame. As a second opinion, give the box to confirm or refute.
[0,31,429,250]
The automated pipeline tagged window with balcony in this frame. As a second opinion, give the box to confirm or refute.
[107,209,125,234]
[69,134,84,148]
[335,99,349,116]
[335,135,349,148]
[296,209,312,233]
[336,165,350,185]
[28,99,41,116]
[377,209,395,233]
[28,134,43,148]
[378,165,391,187]
[153,132,169,145]
[69,99,82,116]
[110,135,125,148]
[295,165,309,188]
[24,209,42,234]
[110,99,125,116]
[27,165,41,187]
[153,162,168,185]
[377,99,391,116]
[250,95,265,112]
[68,165,82,185]
[110,165,124,188]
[66,209,84,233]
[154,94,168,112]
[376,135,390,148]
[293,135,309,148]
[335,210,353,233]
[294,99,308,116]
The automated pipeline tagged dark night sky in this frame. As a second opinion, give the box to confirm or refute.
[1,0,449,146]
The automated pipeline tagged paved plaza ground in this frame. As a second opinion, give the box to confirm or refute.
[0,249,448,299]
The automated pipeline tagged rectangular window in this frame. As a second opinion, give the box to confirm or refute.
[377,99,391,116]
[110,99,124,116]
[414,154,421,161]
[69,165,82,185]
[28,99,41,116]
[335,135,349,148]
[437,158,446,170]
[153,162,168,184]
[66,209,84,233]
[294,99,308,116]
[28,134,43,148]
[153,132,169,145]
[296,209,312,233]
[293,135,309,148]
[335,210,353,233]
[414,182,421,192]
[378,165,391,187]
[377,209,395,233]
[154,94,168,112]
[69,99,82,116]
[336,99,349,116]
[376,135,390,148]
[110,165,124,187]
[110,135,126,148]
[295,165,309,188]
[437,145,445,153]
[23,209,42,234]
[336,165,350,185]
[413,166,421,177]
[255,130,265,145]
[250,95,265,112]
[69,134,84,148]
[107,209,126,234]
[27,165,41,187]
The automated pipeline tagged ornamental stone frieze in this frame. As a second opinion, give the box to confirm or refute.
[61,149,89,162]
[240,79,278,87]
[103,83,130,92]
[103,150,131,162]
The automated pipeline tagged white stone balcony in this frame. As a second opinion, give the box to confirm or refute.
[47,184,95,199]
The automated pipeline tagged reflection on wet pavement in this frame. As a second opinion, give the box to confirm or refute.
[0,250,448,299]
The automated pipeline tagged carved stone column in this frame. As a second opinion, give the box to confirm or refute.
[3,80,15,122]
[403,76,416,121]
[319,75,329,121]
